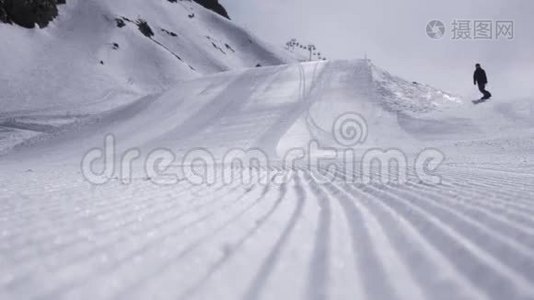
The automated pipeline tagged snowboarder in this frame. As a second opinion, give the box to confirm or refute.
[473,63,492,100]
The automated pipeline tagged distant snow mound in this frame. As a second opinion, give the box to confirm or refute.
[370,62,463,113]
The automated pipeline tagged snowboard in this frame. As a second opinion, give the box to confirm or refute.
[472,98,490,105]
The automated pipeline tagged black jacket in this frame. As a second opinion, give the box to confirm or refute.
[474,68,488,85]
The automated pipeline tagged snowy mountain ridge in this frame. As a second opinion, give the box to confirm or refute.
[0,0,293,113]
[0,0,229,28]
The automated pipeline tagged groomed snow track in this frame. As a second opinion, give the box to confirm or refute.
[1,165,534,300]
[1,60,534,300]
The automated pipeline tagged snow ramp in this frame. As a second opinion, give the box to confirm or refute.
[2,59,465,161]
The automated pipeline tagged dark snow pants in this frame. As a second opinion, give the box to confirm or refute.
[478,83,492,99]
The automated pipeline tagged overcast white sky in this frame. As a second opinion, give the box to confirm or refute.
[220,0,534,98]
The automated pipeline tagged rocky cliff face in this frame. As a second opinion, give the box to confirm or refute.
[193,0,230,19]
[0,0,229,29]
[0,1,8,24]
[0,0,65,28]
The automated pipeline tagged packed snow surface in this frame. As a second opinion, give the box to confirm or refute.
[1,1,534,299]
[1,58,534,300]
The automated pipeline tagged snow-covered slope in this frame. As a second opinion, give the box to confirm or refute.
[2,3,534,298]
[0,0,293,114]
[0,59,464,157]
[1,58,534,300]
[371,63,462,113]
